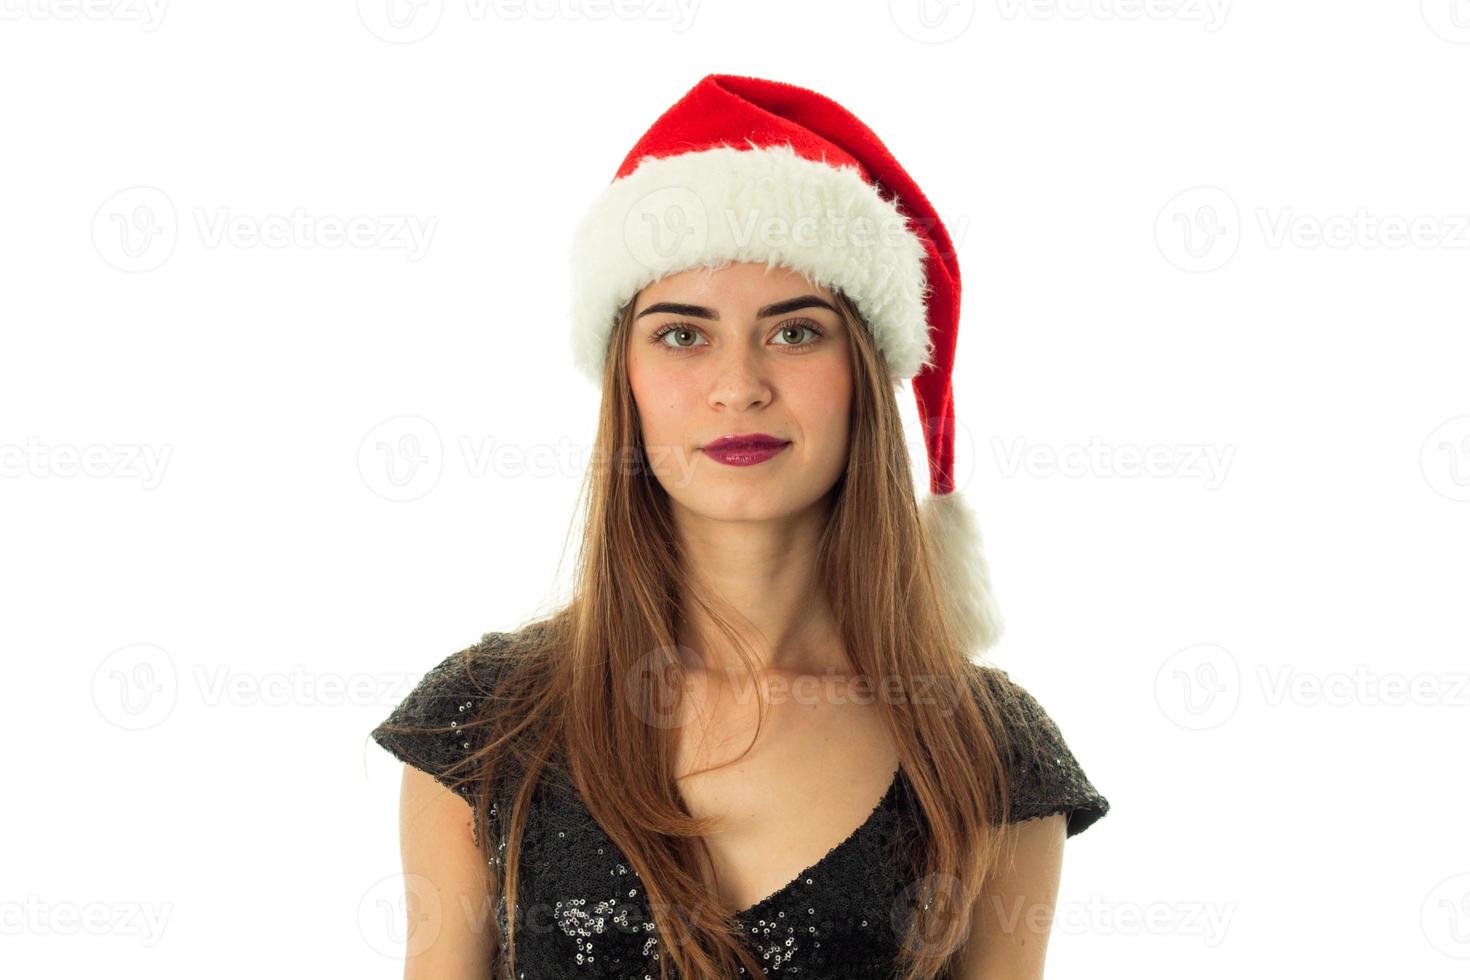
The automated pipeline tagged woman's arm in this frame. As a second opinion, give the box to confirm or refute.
[392,764,498,980]
[952,813,1067,980]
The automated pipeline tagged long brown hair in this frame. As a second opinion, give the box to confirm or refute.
[410,283,1022,979]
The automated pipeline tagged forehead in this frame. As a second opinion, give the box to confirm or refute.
[634,261,836,311]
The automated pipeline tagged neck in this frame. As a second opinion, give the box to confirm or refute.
[671,500,850,679]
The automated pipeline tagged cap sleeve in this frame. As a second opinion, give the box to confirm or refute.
[370,632,508,805]
[976,665,1111,838]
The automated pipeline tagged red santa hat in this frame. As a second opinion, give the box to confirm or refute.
[568,73,1003,654]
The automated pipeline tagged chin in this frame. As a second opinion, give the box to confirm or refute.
[689,485,831,526]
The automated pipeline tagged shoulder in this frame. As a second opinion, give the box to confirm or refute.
[377,630,513,725]
[968,661,1112,838]
[369,631,516,803]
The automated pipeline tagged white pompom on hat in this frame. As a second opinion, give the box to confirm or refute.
[567,73,1003,653]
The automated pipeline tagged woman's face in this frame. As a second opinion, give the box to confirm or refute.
[626,262,853,525]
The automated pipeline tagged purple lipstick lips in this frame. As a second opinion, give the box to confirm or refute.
[701,433,791,467]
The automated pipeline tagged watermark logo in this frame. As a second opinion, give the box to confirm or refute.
[1257,665,1470,709]
[890,883,1237,949]
[1155,186,1240,273]
[1158,645,1470,728]
[1257,208,1470,251]
[907,414,979,495]
[1422,0,1470,43]
[192,207,435,258]
[91,643,419,729]
[359,0,699,42]
[92,186,437,271]
[359,872,443,957]
[890,0,977,43]
[0,896,173,945]
[91,643,179,731]
[0,0,168,30]
[994,0,1230,32]
[191,664,415,708]
[358,415,444,502]
[358,0,444,43]
[1154,643,1241,730]
[1421,415,1470,502]
[891,873,969,956]
[356,416,616,501]
[92,186,177,273]
[623,645,690,730]
[1051,894,1235,945]
[993,435,1235,489]
[1422,872,1470,958]
[1158,185,1470,271]
[617,185,971,274]
[0,437,173,489]
[623,185,710,273]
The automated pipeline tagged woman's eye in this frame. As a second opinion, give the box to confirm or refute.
[652,324,707,349]
[773,322,822,347]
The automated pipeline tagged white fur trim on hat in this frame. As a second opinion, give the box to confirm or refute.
[919,489,1004,654]
[568,141,935,386]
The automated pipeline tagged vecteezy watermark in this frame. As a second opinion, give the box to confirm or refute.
[1156,184,1470,272]
[355,411,983,503]
[91,643,179,731]
[92,186,177,273]
[357,0,444,43]
[191,664,417,709]
[1256,665,1470,709]
[1256,208,1470,251]
[992,435,1235,489]
[0,0,168,30]
[1422,872,1470,959]
[891,0,1230,42]
[620,647,972,730]
[1048,894,1235,946]
[894,881,1236,952]
[0,895,174,946]
[1155,643,1470,729]
[0,437,172,489]
[352,415,642,502]
[1155,186,1241,273]
[1154,643,1241,730]
[92,186,437,272]
[357,415,445,502]
[355,414,631,503]
[618,185,971,274]
[356,0,701,44]
[994,0,1231,32]
[193,207,436,258]
[1421,415,1470,503]
[889,0,978,44]
[361,874,666,954]
[359,872,443,958]
[357,411,987,502]
[359,420,1229,500]
[91,643,420,730]
[1421,0,1470,43]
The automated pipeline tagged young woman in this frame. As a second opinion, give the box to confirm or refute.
[371,74,1109,980]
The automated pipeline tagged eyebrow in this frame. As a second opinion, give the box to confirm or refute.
[634,295,838,321]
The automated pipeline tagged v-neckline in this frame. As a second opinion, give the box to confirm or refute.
[552,763,905,921]
[728,763,904,920]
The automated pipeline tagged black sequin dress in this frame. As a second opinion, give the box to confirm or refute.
[370,633,1110,979]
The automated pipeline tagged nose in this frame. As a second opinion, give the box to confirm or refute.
[707,343,772,412]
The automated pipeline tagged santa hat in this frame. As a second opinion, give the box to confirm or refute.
[567,73,1003,654]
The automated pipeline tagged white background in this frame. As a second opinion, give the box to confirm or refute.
[3,1,1468,977]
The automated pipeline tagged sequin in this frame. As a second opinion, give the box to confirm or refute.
[371,635,1111,978]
